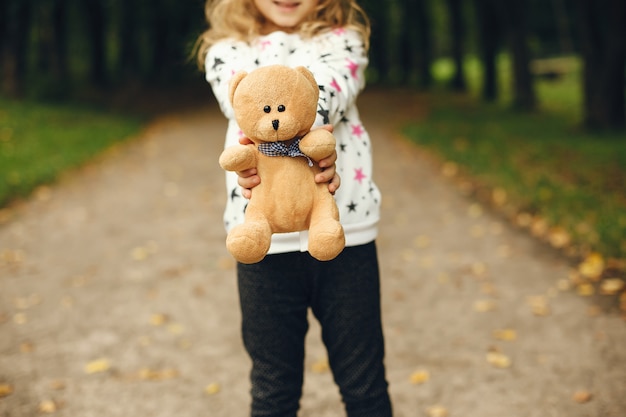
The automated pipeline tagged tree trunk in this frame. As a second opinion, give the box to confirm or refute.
[474,0,500,101]
[446,0,467,91]
[415,0,433,89]
[577,0,626,130]
[362,0,390,84]
[119,0,141,82]
[500,0,536,110]
[84,0,107,87]
[51,0,69,85]
[1,0,32,97]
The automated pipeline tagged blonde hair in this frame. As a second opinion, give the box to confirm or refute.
[195,0,370,69]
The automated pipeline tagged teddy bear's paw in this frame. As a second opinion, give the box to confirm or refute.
[308,220,345,261]
[226,223,272,264]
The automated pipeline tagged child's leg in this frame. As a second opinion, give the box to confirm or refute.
[311,242,393,417]
[237,253,310,417]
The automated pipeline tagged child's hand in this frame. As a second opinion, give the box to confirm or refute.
[236,125,341,198]
[236,137,259,199]
[315,125,341,195]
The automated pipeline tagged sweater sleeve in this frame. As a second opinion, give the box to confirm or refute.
[205,39,257,119]
[304,29,368,126]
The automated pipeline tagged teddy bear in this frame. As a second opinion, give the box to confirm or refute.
[218,65,345,264]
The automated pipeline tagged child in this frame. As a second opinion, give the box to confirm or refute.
[197,1,392,416]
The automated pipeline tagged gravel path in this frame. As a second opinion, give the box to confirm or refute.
[1,89,625,417]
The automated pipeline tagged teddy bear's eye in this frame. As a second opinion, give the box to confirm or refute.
[263,105,271,113]
[278,105,286,112]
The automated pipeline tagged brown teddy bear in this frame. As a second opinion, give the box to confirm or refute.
[218,65,345,264]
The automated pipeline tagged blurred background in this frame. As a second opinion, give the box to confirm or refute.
[0,0,625,264]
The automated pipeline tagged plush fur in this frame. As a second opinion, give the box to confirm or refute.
[219,65,345,264]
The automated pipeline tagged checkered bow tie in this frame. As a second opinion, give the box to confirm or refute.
[257,137,313,167]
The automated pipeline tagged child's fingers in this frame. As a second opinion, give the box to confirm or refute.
[318,149,337,169]
[328,173,341,195]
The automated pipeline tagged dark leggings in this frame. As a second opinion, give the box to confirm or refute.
[237,241,392,417]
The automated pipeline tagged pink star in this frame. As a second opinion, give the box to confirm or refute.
[330,78,342,92]
[346,59,359,79]
[333,28,346,36]
[354,168,366,184]
[351,124,364,138]
[260,40,271,50]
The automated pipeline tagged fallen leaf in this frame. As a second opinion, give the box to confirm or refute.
[85,358,111,374]
[576,283,595,297]
[426,405,449,417]
[409,369,430,385]
[492,188,507,206]
[441,161,458,178]
[527,295,551,316]
[150,313,168,326]
[0,383,13,397]
[548,227,571,248]
[311,357,330,374]
[38,399,58,413]
[493,329,517,341]
[468,203,483,218]
[599,278,624,295]
[205,383,221,395]
[474,299,497,312]
[138,368,178,381]
[578,253,605,280]
[572,390,592,403]
[486,350,512,369]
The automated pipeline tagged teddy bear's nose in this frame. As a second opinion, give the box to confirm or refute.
[272,119,279,130]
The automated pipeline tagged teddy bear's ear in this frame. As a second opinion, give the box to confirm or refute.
[294,66,319,93]
[229,71,248,104]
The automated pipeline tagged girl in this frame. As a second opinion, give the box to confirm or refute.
[197,1,392,416]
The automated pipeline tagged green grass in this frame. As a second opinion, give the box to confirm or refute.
[405,56,626,261]
[0,98,144,208]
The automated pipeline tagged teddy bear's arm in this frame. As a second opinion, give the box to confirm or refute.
[219,144,258,172]
[298,130,336,162]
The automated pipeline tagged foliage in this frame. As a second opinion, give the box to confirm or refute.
[0,98,144,207]
[404,59,626,260]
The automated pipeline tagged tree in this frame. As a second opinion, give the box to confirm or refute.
[474,0,500,101]
[83,0,108,87]
[500,0,536,110]
[446,0,467,92]
[576,0,626,130]
[1,0,32,97]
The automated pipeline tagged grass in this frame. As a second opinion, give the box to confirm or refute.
[0,97,144,208]
[404,55,626,262]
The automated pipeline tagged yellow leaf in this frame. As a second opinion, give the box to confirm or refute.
[527,295,550,316]
[150,313,168,326]
[38,400,58,414]
[578,253,605,280]
[572,390,592,403]
[205,383,221,395]
[473,299,496,312]
[441,161,458,178]
[409,369,430,385]
[486,351,512,369]
[85,358,111,374]
[548,227,571,248]
[0,383,13,397]
[492,188,507,206]
[311,357,330,374]
[599,278,624,295]
[493,329,517,341]
[576,283,595,297]
[426,405,449,417]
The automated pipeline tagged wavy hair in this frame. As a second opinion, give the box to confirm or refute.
[195,0,370,68]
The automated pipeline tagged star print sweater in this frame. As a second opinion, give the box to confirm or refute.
[205,28,381,255]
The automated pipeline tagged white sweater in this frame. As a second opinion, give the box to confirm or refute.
[205,28,381,255]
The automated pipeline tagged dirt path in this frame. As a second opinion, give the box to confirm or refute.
[1,89,625,417]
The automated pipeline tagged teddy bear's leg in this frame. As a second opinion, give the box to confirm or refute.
[226,219,272,264]
[307,202,345,262]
